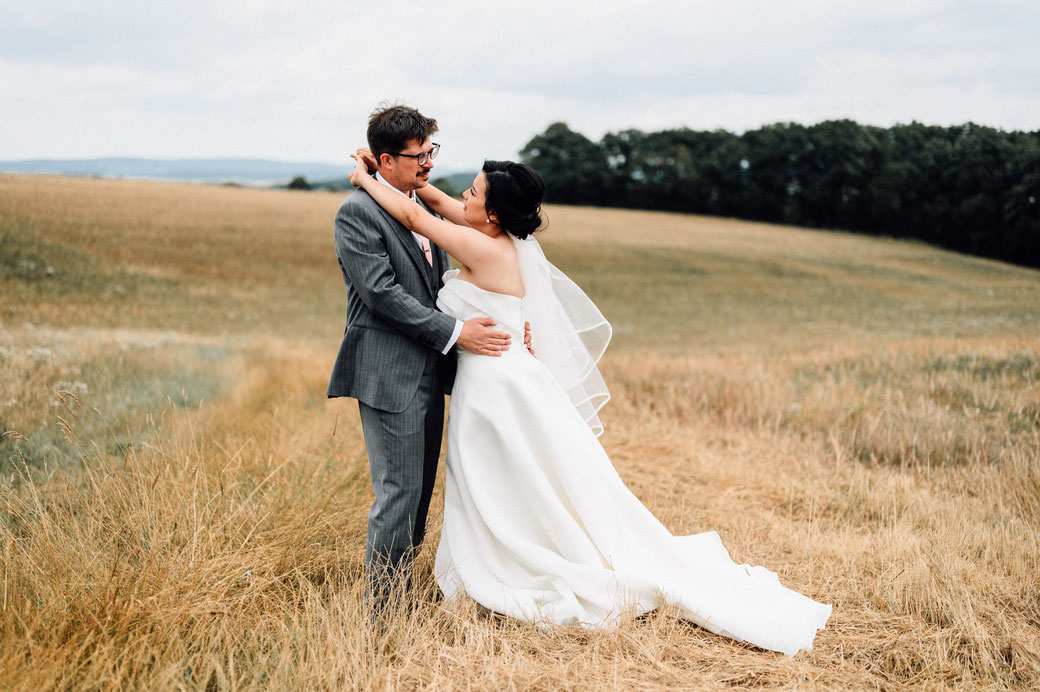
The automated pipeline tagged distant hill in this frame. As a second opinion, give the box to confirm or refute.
[0,158,349,185]
[436,171,479,196]
[0,158,479,191]
[310,170,478,194]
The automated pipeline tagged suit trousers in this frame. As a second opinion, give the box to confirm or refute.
[357,355,445,605]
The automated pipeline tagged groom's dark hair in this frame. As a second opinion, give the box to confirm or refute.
[367,103,438,162]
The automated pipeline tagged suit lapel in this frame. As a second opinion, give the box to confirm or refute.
[393,221,437,296]
[368,195,436,297]
[415,196,441,289]
[431,243,449,286]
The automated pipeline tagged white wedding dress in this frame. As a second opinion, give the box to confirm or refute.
[434,238,830,657]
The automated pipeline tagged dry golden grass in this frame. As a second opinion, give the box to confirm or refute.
[2,173,1039,689]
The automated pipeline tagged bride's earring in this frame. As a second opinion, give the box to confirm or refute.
[486,217,491,223]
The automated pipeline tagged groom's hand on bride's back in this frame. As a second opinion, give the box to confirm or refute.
[458,318,511,357]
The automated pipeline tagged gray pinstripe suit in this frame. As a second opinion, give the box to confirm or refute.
[327,188,457,601]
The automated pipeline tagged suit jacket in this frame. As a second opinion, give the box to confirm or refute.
[326,189,457,412]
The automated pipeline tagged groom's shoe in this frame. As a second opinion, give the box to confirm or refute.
[365,560,413,627]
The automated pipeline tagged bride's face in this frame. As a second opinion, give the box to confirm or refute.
[462,172,493,230]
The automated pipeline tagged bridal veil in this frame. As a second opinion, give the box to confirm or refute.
[514,236,612,436]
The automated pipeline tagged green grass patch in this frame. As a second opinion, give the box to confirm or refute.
[1,339,228,476]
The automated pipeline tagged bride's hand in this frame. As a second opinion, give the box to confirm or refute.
[355,147,378,170]
[524,321,535,357]
[348,151,371,186]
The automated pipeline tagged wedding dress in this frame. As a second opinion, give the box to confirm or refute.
[433,237,830,656]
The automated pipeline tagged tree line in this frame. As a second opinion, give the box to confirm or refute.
[519,120,1040,268]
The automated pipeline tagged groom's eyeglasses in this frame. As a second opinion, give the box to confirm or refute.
[392,143,440,166]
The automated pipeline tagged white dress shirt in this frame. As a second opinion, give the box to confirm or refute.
[374,172,463,354]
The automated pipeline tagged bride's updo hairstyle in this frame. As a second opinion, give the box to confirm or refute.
[482,160,545,240]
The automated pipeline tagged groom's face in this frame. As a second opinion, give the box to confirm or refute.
[381,136,435,193]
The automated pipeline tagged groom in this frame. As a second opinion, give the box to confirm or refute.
[327,104,512,607]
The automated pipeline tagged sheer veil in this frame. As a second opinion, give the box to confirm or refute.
[515,236,612,436]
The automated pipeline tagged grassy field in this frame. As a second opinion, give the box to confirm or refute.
[2,173,1039,689]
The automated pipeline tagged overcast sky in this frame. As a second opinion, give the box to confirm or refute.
[2,0,1038,172]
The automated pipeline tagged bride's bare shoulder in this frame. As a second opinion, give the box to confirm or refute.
[492,232,521,257]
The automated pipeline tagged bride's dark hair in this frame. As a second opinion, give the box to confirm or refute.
[482,160,545,240]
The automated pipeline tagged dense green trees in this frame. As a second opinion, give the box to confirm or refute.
[520,121,1040,267]
[287,175,312,190]
[519,122,609,206]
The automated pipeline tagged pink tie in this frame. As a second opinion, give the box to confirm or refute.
[420,237,433,266]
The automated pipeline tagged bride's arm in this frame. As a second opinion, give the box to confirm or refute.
[354,148,470,226]
[415,182,470,227]
[350,157,498,268]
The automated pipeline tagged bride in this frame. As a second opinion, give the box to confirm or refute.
[348,153,831,656]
